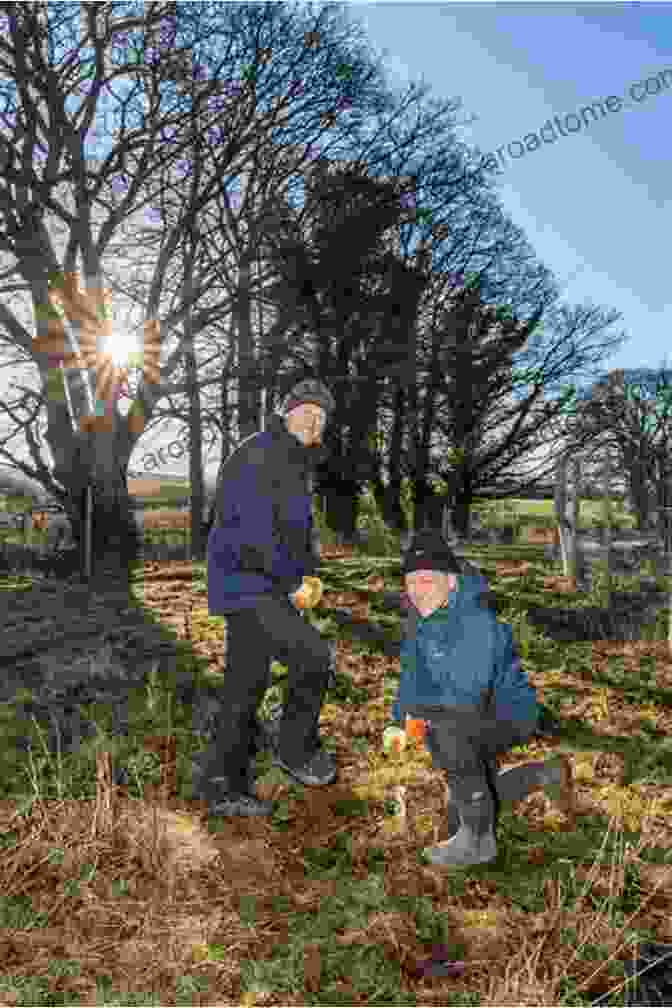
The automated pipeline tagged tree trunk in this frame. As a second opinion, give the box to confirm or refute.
[204,342,237,536]
[408,405,435,536]
[422,491,447,533]
[380,379,408,534]
[175,227,208,564]
[623,442,656,532]
[651,456,672,553]
[451,473,475,540]
[369,475,386,526]
[314,367,367,543]
[43,404,138,596]
[411,476,434,535]
[184,322,206,564]
[87,427,141,595]
[55,454,140,597]
[570,457,581,584]
[370,474,407,534]
[317,472,359,543]
[236,258,262,442]
[352,380,408,537]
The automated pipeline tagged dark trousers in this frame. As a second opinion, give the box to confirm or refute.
[201,594,332,792]
[407,703,537,833]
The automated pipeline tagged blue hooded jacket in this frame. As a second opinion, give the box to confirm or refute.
[389,572,539,732]
[207,413,326,614]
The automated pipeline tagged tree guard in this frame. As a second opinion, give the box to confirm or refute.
[554,443,630,593]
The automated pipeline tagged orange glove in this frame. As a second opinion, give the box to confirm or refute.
[289,576,323,610]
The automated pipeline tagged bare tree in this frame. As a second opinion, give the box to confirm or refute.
[406,279,543,534]
[256,156,432,539]
[560,364,672,541]
[241,100,563,540]
[419,296,627,537]
[0,0,433,586]
[81,2,478,549]
[348,165,576,536]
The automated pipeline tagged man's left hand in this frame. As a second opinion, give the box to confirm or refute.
[289,576,323,610]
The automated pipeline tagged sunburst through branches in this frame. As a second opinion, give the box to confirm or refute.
[33,271,162,435]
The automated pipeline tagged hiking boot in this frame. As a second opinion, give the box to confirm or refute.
[191,762,274,817]
[272,745,337,787]
[206,782,276,818]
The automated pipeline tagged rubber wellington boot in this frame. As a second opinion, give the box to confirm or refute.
[424,786,497,868]
[443,761,501,839]
[443,782,461,836]
[494,755,575,822]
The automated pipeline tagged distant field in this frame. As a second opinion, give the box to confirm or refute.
[127,478,193,500]
[473,496,634,523]
[0,479,198,513]
[0,484,638,528]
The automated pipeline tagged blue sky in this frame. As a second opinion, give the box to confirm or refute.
[346,2,671,381]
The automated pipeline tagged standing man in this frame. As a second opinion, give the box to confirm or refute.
[199,379,337,816]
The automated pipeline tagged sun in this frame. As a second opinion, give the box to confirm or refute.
[100,326,143,371]
[33,271,163,433]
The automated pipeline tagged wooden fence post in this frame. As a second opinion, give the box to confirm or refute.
[601,445,614,595]
[554,449,582,590]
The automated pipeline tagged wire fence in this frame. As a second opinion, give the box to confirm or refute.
[2,499,671,581]
[0,504,200,573]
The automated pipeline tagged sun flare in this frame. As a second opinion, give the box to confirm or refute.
[100,327,142,371]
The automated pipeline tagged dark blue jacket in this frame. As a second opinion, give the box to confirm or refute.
[207,414,326,614]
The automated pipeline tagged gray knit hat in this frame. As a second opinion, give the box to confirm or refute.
[281,379,335,419]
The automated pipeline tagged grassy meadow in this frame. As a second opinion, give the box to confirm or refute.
[0,492,670,1005]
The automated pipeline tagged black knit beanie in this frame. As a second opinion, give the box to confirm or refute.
[401,530,461,578]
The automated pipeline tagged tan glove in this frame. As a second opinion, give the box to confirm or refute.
[289,576,323,610]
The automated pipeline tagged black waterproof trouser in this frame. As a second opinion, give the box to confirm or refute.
[408,703,538,834]
[201,594,332,792]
